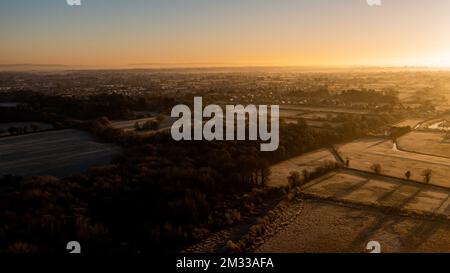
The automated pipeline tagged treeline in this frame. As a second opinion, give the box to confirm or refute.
[0,104,45,123]
[0,91,175,121]
[335,89,399,104]
[0,123,48,136]
[391,126,412,140]
[286,87,399,106]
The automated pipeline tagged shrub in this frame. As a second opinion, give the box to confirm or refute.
[370,163,382,174]
[421,169,432,183]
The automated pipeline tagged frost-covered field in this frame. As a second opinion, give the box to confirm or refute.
[111,116,175,133]
[0,129,121,178]
[111,117,157,132]
[302,169,450,214]
[257,199,450,253]
[393,119,425,129]
[337,137,450,188]
[398,131,450,158]
[268,149,337,187]
[258,168,450,253]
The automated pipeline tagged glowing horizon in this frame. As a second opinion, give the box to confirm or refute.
[1,0,450,68]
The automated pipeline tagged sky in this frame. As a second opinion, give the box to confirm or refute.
[0,0,450,67]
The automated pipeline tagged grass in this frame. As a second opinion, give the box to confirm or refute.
[398,131,450,158]
[393,119,425,129]
[337,137,450,188]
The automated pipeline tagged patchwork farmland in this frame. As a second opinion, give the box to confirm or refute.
[259,122,450,252]
[257,198,450,253]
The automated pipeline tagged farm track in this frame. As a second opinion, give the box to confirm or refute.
[330,146,344,164]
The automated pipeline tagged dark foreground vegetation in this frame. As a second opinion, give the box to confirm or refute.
[0,91,401,253]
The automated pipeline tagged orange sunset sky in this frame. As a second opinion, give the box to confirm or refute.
[0,0,450,68]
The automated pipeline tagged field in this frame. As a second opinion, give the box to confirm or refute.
[306,120,342,128]
[112,116,174,133]
[282,118,300,125]
[258,168,450,253]
[398,131,450,158]
[300,113,337,120]
[336,137,450,188]
[280,105,369,115]
[112,117,157,132]
[267,149,337,187]
[257,199,450,253]
[428,121,450,131]
[278,106,369,129]
[0,102,25,108]
[419,117,450,130]
[259,119,450,252]
[0,129,121,178]
[302,169,450,215]
[393,119,425,129]
[278,109,304,118]
[279,107,343,129]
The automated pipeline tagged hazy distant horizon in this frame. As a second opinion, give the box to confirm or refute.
[1,63,450,73]
[1,0,450,67]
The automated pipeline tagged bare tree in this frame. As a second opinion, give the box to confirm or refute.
[370,163,382,175]
[421,169,432,184]
[405,170,411,180]
[287,171,301,188]
[134,121,141,131]
[30,123,41,132]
